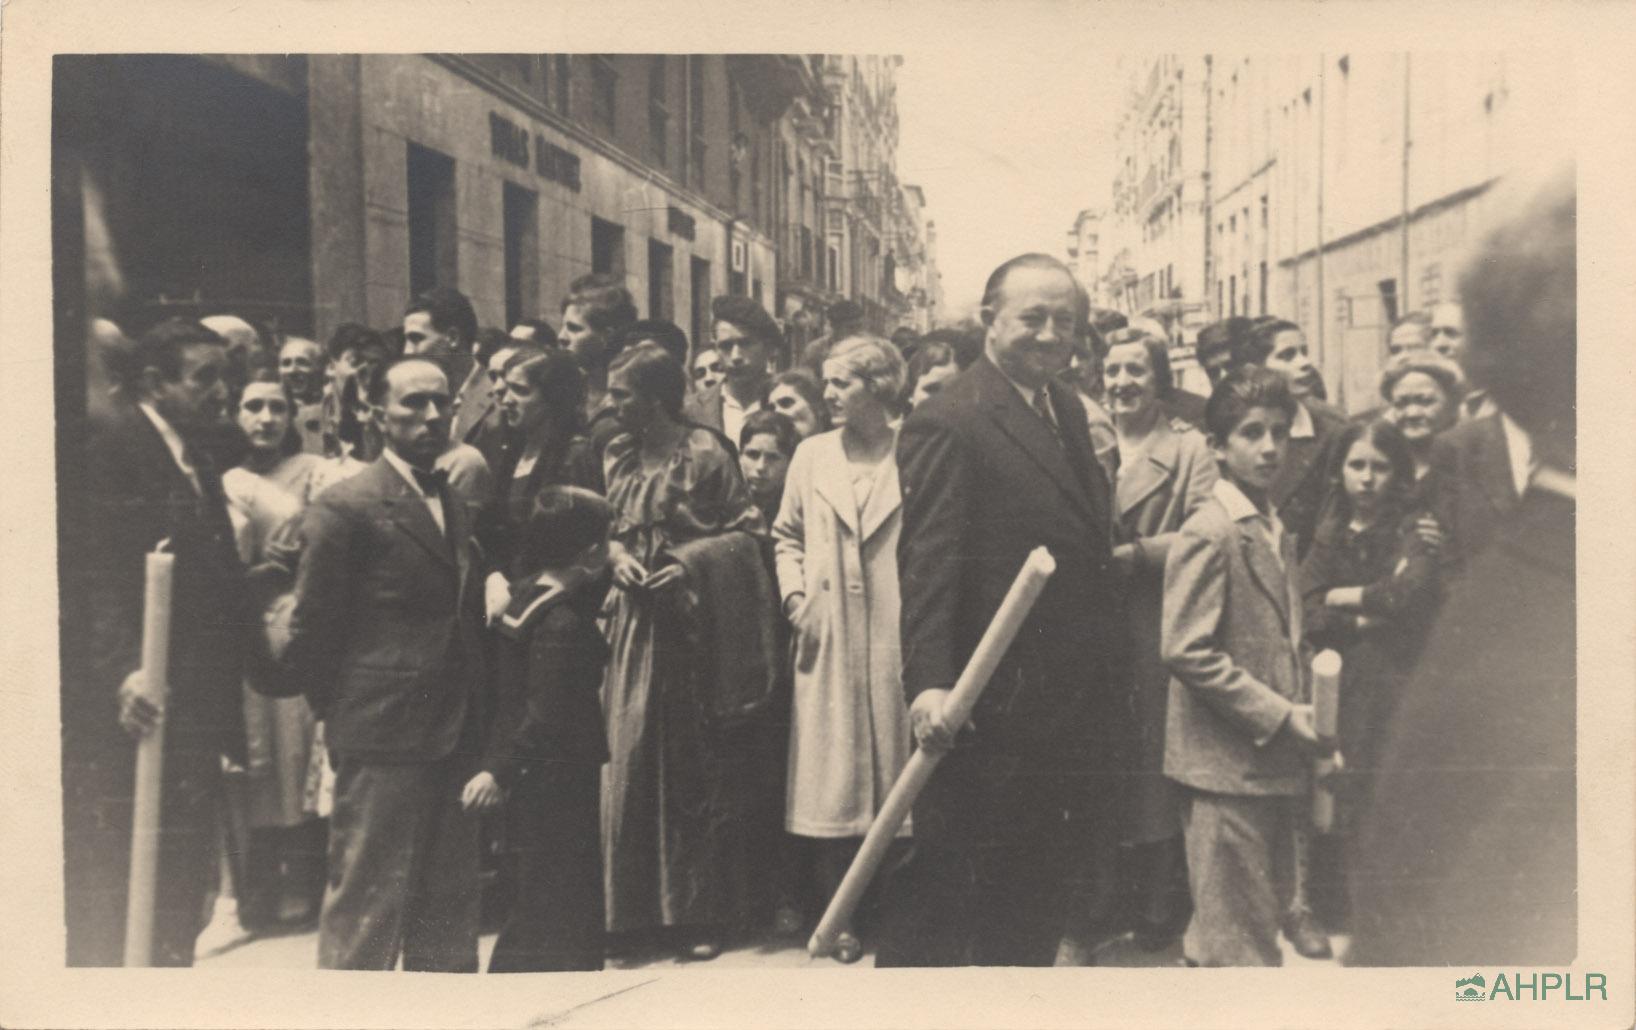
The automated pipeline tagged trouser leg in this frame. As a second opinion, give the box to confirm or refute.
[489,762,605,972]
[399,755,481,973]
[318,759,425,970]
[1179,790,1289,967]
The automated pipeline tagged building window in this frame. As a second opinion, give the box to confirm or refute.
[648,238,674,321]
[828,244,840,293]
[591,56,617,133]
[502,182,539,330]
[554,55,571,115]
[1229,273,1237,316]
[407,142,457,298]
[1259,261,1269,315]
[648,56,669,166]
[688,56,706,187]
[591,216,625,277]
[690,255,712,354]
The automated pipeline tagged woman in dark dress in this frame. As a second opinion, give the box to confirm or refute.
[598,343,763,961]
[1300,419,1442,921]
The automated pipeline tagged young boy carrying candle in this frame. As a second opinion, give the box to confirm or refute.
[1160,365,1337,966]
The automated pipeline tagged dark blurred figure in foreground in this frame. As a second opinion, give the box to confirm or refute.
[1347,162,1575,966]
[63,317,249,965]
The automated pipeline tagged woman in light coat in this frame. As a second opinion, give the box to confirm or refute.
[773,335,912,962]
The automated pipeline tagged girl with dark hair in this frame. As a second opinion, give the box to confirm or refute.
[598,342,764,961]
[480,345,601,631]
[1299,419,1442,922]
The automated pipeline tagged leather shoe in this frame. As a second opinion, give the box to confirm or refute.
[1282,908,1333,960]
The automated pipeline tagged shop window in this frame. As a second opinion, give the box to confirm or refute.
[591,216,625,276]
[407,142,457,298]
[502,182,538,330]
[648,238,674,321]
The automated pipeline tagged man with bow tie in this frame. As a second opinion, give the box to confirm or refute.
[284,355,490,971]
[62,317,251,966]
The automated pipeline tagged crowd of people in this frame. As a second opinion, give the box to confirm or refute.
[59,163,1575,973]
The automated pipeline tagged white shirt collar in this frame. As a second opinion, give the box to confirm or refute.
[1498,413,1536,499]
[1289,399,1316,440]
[382,446,430,498]
[137,402,200,488]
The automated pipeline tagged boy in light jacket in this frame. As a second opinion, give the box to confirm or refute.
[1161,366,1336,966]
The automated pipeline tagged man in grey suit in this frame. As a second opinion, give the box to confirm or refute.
[284,355,491,971]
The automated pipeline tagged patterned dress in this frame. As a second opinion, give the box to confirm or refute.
[599,427,761,934]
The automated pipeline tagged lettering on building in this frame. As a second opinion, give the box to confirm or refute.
[488,110,582,192]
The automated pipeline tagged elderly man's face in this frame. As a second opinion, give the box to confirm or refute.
[983,265,1078,390]
[277,339,323,402]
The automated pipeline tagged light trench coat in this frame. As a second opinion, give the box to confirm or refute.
[773,430,913,838]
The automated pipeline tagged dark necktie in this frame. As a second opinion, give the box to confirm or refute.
[1031,388,1063,446]
[412,466,450,497]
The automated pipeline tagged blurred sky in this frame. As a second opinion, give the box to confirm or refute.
[896,34,1122,322]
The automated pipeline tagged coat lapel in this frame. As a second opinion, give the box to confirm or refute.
[809,432,860,535]
[1238,522,1291,636]
[976,360,1096,522]
[858,432,902,543]
[1116,419,1180,518]
[373,458,456,567]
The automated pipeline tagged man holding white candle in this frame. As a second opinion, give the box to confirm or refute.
[64,317,250,966]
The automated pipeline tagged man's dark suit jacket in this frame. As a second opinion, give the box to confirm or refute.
[61,401,248,965]
[1270,395,1348,561]
[897,356,1123,763]
[284,455,487,761]
[1427,413,1518,571]
[452,366,507,474]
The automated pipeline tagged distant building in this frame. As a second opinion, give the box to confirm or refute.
[1087,52,1567,410]
[1064,208,1101,305]
[55,52,933,369]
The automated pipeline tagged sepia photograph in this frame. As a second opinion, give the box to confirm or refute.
[3,1,1633,1027]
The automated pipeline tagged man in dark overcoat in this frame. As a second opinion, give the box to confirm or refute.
[61,317,248,966]
[878,253,1127,967]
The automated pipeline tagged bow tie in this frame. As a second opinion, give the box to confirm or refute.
[412,466,450,496]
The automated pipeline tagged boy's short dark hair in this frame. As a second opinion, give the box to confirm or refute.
[710,295,784,350]
[562,273,638,334]
[614,318,691,368]
[1233,318,1302,369]
[1204,364,1297,444]
[405,286,479,345]
[326,322,387,362]
[474,327,515,365]
[739,408,800,458]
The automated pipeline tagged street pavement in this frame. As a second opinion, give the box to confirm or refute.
[194,898,1346,971]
